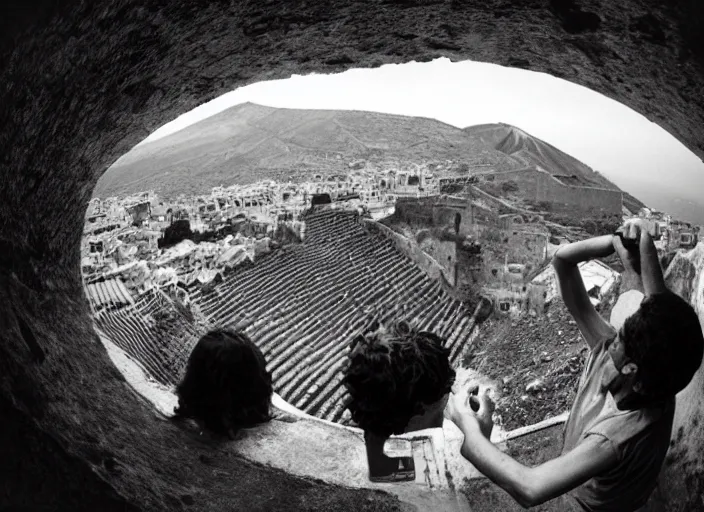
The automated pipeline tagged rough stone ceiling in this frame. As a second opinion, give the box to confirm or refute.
[1,1,703,510]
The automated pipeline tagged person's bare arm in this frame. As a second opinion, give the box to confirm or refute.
[552,236,616,349]
[456,420,617,507]
[612,231,644,295]
[616,219,666,296]
[639,231,667,296]
[447,390,618,508]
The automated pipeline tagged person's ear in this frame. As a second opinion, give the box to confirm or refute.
[622,362,638,376]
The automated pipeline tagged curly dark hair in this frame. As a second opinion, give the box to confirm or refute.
[343,320,456,438]
[622,291,704,399]
[173,328,273,436]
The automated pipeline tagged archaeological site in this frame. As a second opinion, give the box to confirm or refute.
[2,1,704,511]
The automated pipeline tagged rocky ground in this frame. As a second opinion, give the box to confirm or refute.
[462,289,619,431]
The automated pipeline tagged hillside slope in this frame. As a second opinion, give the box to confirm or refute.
[465,123,613,189]
[95,102,520,199]
[464,123,646,212]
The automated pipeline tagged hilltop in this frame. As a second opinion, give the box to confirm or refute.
[95,102,521,199]
[464,123,614,188]
[464,123,645,213]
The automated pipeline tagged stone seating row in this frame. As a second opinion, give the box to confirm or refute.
[96,211,480,423]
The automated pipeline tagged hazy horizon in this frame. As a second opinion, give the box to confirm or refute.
[131,58,704,224]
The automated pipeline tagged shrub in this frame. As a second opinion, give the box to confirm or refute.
[441,183,464,195]
[501,180,519,193]
[483,228,503,244]
[546,213,580,227]
[580,212,621,236]
[478,182,502,197]
[581,219,598,235]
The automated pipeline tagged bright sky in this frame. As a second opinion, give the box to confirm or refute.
[141,58,704,224]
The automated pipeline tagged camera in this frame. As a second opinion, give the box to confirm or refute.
[614,230,639,251]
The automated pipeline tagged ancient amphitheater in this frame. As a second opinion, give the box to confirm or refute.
[96,209,479,423]
[2,2,704,511]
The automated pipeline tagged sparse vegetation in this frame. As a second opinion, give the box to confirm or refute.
[482,227,503,243]
[475,181,503,197]
[501,179,519,193]
[545,210,621,235]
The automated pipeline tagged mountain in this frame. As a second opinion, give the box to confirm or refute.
[95,103,521,199]
[463,123,646,213]
[95,106,646,213]
[464,123,616,189]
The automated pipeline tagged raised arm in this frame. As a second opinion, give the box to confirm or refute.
[638,229,667,296]
[446,389,618,508]
[552,235,616,349]
[615,219,666,296]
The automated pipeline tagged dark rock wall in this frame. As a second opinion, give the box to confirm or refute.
[1,0,703,510]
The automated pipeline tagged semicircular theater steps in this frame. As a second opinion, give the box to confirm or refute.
[93,210,479,423]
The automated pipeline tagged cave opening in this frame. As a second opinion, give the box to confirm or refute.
[3,3,704,511]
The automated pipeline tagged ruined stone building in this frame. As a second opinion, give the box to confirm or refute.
[5,3,704,510]
[480,167,623,215]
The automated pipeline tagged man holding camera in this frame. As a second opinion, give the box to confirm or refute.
[445,219,704,511]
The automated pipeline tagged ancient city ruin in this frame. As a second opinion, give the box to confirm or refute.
[3,2,704,511]
[82,148,700,437]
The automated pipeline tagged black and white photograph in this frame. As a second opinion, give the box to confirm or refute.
[2,2,704,511]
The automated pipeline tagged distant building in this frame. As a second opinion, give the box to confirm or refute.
[126,201,151,227]
[532,259,618,307]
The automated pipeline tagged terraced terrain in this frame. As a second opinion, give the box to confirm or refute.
[95,288,201,386]
[94,209,479,423]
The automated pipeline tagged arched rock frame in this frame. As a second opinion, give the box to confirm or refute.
[1,1,703,510]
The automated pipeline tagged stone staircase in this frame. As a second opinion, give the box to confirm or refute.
[94,210,481,423]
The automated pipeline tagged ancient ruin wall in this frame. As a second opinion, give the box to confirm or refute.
[535,173,622,213]
[363,219,455,286]
[394,197,436,225]
[394,196,474,236]
[2,0,704,510]
[489,168,623,213]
